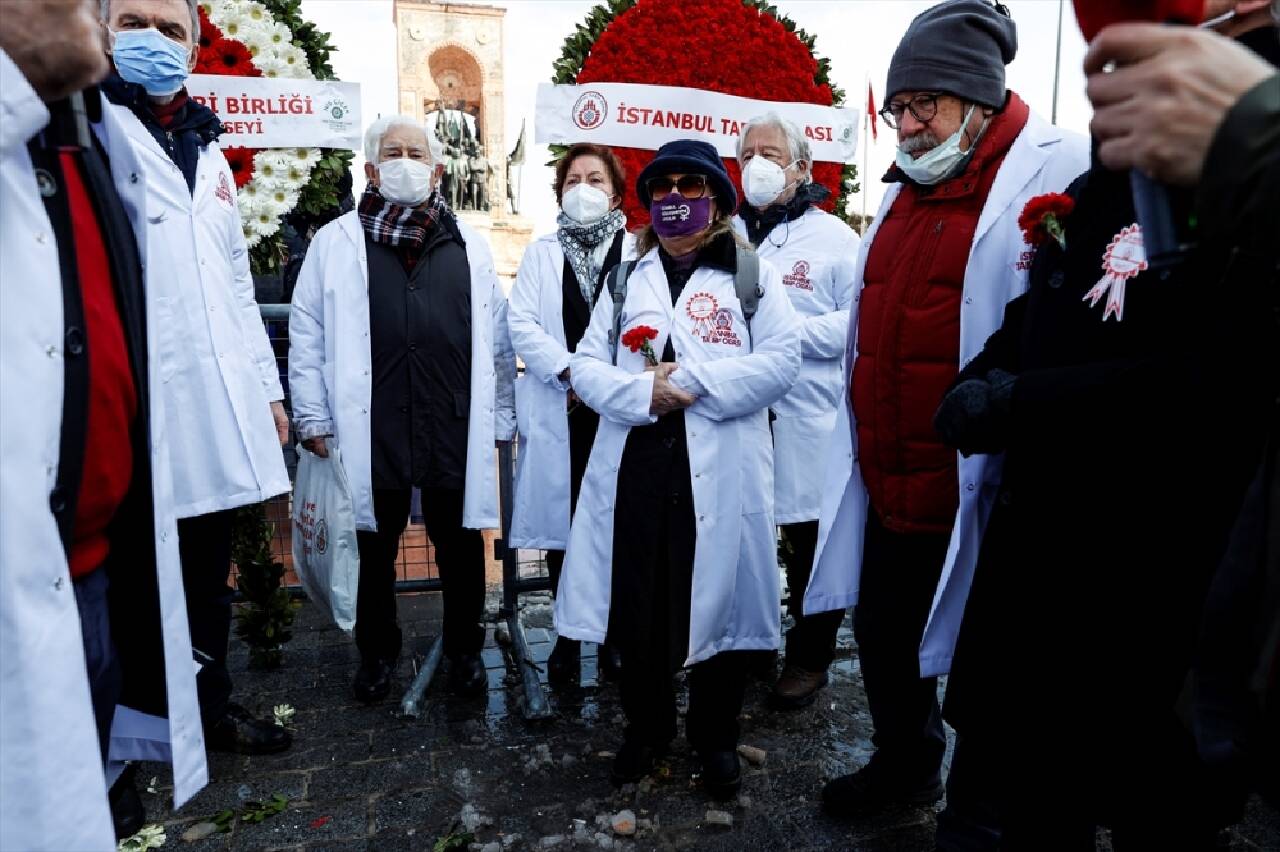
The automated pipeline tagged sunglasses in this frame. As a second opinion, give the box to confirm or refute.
[646,174,709,200]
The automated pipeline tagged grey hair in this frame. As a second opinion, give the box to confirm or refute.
[736,111,812,183]
[100,0,201,46]
[363,115,443,165]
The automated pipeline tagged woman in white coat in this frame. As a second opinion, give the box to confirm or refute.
[554,140,800,798]
[290,116,516,703]
[508,142,633,684]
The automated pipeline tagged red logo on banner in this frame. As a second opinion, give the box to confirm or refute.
[572,91,608,131]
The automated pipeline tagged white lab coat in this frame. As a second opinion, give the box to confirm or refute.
[0,54,206,852]
[804,110,1089,677]
[731,207,860,523]
[553,244,801,666]
[288,211,517,531]
[507,230,636,549]
[107,101,289,519]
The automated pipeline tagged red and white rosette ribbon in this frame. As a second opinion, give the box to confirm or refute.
[1083,223,1148,322]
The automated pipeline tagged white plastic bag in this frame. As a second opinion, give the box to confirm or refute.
[291,441,359,632]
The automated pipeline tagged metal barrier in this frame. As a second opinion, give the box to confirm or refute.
[259,303,552,719]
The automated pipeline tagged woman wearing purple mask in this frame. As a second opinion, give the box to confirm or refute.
[551,140,801,798]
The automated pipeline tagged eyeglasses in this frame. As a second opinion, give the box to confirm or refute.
[646,174,709,200]
[879,92,942,130]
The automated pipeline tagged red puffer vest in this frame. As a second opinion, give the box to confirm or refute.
[852,93,1030,535]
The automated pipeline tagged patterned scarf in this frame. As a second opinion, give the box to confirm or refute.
[358,185,453,269]
[557,208,626,307]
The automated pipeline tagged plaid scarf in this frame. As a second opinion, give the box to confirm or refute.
[357,185,454,269]
[557,207,626,307]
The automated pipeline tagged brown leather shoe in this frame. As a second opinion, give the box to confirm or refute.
[769,664,828,710]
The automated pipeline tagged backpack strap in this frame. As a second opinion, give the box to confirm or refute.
[734,244,763,349]
[606,259,635,365]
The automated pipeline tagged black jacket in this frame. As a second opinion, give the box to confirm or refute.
[942,151,1279,740]
[34,91,171,716]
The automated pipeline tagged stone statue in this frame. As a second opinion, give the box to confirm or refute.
[466,141,491,212]
[440,143,458,209]
[447,144,467,210]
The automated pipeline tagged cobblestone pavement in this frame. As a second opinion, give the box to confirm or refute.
[133,593,1280,851]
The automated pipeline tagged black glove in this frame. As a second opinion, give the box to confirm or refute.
[934,368,1016,457]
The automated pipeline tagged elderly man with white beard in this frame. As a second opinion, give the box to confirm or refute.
[802,0,1088,843]
[289,116,516,706]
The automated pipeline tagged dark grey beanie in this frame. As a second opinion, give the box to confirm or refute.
[886,0,1018,109]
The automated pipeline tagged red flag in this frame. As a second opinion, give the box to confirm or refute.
[866,81,877,142]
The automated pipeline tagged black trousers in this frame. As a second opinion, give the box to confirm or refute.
[781,519,845,671]
[852,511,949,782]
[356,487,485,661]
[178,508,236,722]
[620,649,751,752]
[75,567,121,765]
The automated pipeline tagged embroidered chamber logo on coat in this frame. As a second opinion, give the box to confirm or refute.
[214,171,234,206]
[704,307,742,347]
[686,291,719,338]
[783,259,813,291]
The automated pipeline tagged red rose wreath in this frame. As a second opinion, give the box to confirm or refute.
[553,0,858,226]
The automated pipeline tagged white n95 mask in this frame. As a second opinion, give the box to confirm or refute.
[742,156,793,207]
[561,184,612,224]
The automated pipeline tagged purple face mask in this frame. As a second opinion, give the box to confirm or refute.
[650,193,713,238]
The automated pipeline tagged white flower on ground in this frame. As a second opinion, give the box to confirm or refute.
[117,823,166,851]
[272,703,296,727]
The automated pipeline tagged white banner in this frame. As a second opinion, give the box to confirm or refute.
[187,75,362,149]
[535,82,859,163]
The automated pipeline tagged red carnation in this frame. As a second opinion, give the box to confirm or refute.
[621,324,660,366]
[207,36,262,77]
[574,0,842,225]
[1018,192,1074,250]
[222,146,259,188]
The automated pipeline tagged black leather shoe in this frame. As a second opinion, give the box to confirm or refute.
[610,740,666,787]
[353,657,394,703]
[598,642,623,682]
[109,764,146,841]
[448,652,487,697]
[546,637,580,685]
[821,760,943,819]
[697,749,742,800]
[205,702,292,755]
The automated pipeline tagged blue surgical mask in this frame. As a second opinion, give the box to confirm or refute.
[894,104,981,186]
[112,28,191,97]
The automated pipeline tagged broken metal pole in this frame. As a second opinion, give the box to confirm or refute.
[400,633,444,718]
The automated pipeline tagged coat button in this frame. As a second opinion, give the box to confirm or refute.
[966,482,976,492]
[53,576,64,591]
[49,487,67,513]
[45,344,58,358]
[1048,270,1065,289]
[66,326,85,356]
[130,173,139,184]
[35,232,48,244]
[408,343,417,351]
